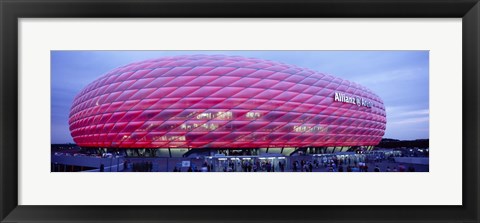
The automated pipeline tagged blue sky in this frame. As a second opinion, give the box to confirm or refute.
[51,51,429,143]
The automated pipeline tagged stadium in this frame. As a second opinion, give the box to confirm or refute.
[69,54,386,149]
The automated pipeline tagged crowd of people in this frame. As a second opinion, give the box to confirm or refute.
[216,159,287,172]
[124,160,154,172]
[292,160,314,172]
[306,154,418,172]
[120,152,420,172]
[169,154,419,172]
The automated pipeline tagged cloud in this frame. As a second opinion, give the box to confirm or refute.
[388,108,429,118]
[389,117,429,125]
[351,67,427,85]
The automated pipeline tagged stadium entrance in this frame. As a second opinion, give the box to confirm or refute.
[205,154,288,172]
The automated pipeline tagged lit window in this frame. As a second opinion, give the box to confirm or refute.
[216,111,232,120]
[293,125,328,133]
[246,112,261,119]
[196,113,212,119]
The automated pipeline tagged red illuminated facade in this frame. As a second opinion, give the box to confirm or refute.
[69,55,386,149]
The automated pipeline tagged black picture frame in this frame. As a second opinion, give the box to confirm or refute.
[1,0,479,222]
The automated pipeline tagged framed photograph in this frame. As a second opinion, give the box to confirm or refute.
[51,50,426,174]
[1,0,479,222]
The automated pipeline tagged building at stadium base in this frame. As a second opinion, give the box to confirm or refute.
[68,55,387,158]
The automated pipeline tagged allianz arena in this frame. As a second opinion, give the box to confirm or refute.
[68,55,386,152]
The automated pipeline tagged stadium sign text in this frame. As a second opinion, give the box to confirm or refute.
[334,92,373,108]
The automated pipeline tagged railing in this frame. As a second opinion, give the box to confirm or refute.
[393,157,429,165]
[51,155,125,171]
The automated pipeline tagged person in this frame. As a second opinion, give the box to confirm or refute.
[173,166,178,172]
[338,165,344,172]
[140,162,144,172]
[266,162,272,172]
[188,167,193,172]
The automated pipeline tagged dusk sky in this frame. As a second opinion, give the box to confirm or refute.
[51,51,429,144]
